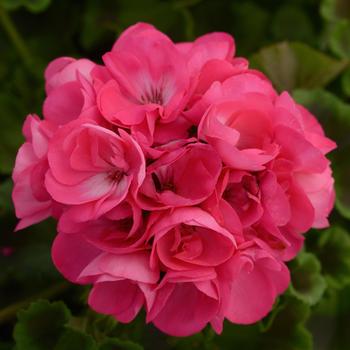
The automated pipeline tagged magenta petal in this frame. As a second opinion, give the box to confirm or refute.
[80,251,159,284]
[52,232,101,284]
[97,80,147,125]
[275,125,328,173]
[45,171,114,204]
[222,252,290,324]
[151,282,219,336]
[43,82,84,125]
[89,281,144,322]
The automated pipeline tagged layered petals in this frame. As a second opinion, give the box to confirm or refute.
[98,23,190,129]
[137,143,222,209]
[11,22,337,338]
[149,272,220,336]
[218,247,290,324]
[149,207,236,271]
[45,119,145,220]
[12,115,57,230]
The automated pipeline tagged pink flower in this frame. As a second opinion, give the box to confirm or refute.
[11,22,336,337]
[52,232,157,323]
[185,70,275,125]
[45,119,145,221]
[137,143,222,209]
[147,269,220,336]
[146,243,289,336]
[214,246,290,328]
[97,23,190,128]
[198,96,278,171]
[58,198,146,254]
[45,57,95,93]
[148,207,236,271]
[199,90,335,230]
[176,30,235,78]
[12,115,57,230]
[273,93,336,228]
[43,57,98,125]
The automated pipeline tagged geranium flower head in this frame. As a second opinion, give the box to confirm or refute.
[12,22,336,337]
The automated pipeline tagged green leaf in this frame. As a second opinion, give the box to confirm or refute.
[312,288,339,316]
[14,300,71,350]
[328,20,350,58]
[14,300,98,350]
[250,42,347,91]
[289,252,326,305]
[311,285,350,349]
[99,338,143,350]
[258,298,284,332]
[341,66,350,96]
[215,322,260,350]
[271,5,315,44]
[216,297,312,350]
[316,227,350,289]
[293,89,350,131]
[0,0,22,10]
[267,296,310,330]
[321,0,350,21]
[168,328,216,350]
[260,297,313,350]
[88,313,118,337]
[230,2,270,55]
[54,328,96,350]
[0,0,51,12]
[22,0,51,13]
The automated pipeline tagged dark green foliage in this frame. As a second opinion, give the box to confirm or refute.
[289,252,326,305]
[13,300,97,350]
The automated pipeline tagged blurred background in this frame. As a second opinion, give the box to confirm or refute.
[1,0,350,349]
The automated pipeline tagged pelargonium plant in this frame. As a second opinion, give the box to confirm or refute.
[12,23,336,337]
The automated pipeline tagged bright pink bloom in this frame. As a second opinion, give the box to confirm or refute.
[52,232,157,323]
[199,90,335,230]
[198,96,278,171]
[98,23,190,127]
[44,57,98,125]
[148,207,236,271]
[58,198,146,254]
[147,269,220,336]
[45,119,145,221]
[214,246,290,328]
[45,57,95,93]
[176,31,235,77]
[137,143,222,209]
[185,70,276,125]
[12,115,57,230]
[12,22,336,337]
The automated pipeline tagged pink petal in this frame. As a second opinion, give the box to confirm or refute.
[151,282,219,336]
[89,281,144,323]
[52,232,101,283]
[43,82,84,125]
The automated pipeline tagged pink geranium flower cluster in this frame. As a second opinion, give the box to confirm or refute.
[12,23,336,336]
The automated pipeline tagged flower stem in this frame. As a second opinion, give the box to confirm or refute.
[0,6,33,69]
